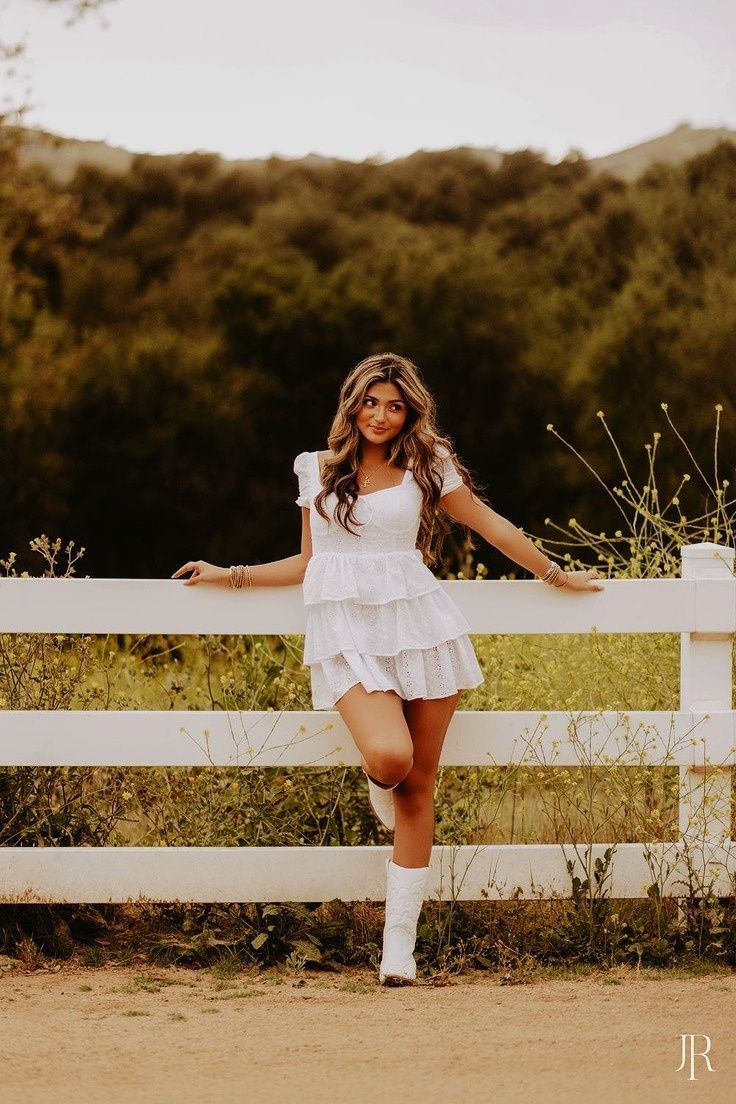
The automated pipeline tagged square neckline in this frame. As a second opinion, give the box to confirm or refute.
[313,451,412,498]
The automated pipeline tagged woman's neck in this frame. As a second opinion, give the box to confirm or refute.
[359,444,391,466]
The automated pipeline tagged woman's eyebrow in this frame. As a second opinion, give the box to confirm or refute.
[365,395,405,403]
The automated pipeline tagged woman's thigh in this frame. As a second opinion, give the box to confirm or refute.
[334,682,414,776]
[400,691,461,789]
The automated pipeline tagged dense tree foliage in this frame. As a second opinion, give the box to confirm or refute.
[0,139,734,577]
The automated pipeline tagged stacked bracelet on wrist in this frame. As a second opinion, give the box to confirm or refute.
[229,564,252,589]
[538,560,568,587]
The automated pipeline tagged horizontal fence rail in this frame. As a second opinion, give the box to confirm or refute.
[3,843,735,906]
[0,541,734,905]
[0,709,734,768]
[0,576,734,635]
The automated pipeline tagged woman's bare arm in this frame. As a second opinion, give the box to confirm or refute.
[437,485,604,591]
[243,505,313,586]
[172,506,314,588]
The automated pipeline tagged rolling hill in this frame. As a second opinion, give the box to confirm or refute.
[12,120,736,185]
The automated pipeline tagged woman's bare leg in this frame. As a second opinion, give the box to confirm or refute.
[334,683,414,787]
[392,691,461,867]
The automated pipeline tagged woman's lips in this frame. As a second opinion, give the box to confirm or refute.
[369,426,387,433]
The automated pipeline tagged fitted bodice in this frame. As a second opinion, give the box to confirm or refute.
[307,451,422,556]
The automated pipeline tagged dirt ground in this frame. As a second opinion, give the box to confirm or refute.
[2,962,735,1104]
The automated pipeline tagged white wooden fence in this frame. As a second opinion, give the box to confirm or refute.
[0,541,734,905]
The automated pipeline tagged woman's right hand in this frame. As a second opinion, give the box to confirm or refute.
[559,569,605,592]
[171,560,228,587]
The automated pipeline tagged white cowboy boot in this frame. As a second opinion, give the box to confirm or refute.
[362,768,397,831]
[379,857,432,985]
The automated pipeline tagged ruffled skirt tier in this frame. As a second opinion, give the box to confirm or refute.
[309,636,483,710]
[303,550,484,710]
[302,548,441,606]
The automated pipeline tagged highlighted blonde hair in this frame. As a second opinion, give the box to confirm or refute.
[313,352,490,569]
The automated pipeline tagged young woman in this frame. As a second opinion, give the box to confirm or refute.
[172,352,604,986]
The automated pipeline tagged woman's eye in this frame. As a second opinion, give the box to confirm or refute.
[365,399,402,411]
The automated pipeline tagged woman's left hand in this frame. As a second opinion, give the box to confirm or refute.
[558,569,605,592]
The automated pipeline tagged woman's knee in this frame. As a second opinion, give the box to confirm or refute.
[395,762,436,802]
[364,743,414,786]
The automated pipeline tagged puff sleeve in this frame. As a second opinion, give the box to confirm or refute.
[293,451,312,507]
[434,444,464,497]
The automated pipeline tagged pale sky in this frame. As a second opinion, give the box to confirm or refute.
[2,0,735,162]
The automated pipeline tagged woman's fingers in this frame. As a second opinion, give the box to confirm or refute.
[171,561,198,579]
[565,570,604,592]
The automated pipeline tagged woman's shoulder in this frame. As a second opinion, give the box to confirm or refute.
[294,449,334,481]
[294,448,331,460]
[315,449,335,478]
[293,451,314,483]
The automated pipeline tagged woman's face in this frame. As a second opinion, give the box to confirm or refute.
[355,381,409,450]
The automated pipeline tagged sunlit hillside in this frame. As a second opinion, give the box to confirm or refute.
[15,120,736,185]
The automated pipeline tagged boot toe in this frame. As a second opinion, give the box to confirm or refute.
[378,956,417,983]
[379,967,416,985]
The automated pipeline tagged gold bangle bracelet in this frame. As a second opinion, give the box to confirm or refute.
[229,564,253,589]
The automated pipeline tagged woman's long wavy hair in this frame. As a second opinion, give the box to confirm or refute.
[313,352,491,569]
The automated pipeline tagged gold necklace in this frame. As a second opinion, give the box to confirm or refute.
[358,458,390,488]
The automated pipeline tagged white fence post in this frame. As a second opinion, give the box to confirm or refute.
[679,541,735,903]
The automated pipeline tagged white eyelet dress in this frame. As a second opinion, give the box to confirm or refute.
[293,447,484,710]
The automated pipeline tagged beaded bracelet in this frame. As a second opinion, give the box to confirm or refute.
[229,564,252,589]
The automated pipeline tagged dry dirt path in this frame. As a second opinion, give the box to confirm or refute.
[2,963,735,1103]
